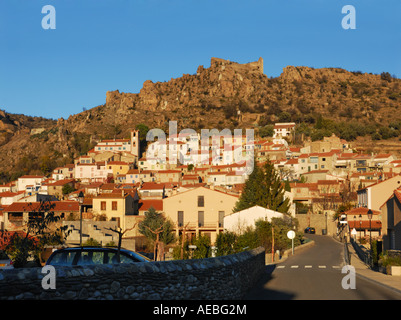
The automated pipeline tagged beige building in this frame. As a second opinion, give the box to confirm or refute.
[154,170,182,183]
[380,189,401,251]
[304,134,349,153]
[163,186,239,244]
[106,161,134,178]
[357,174,401,211]
[92,191,137,229]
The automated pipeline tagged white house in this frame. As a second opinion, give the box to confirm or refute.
[224,205,285,234]
[273,123,296,139]
[93,130,140,157]
[0,191,25,205]
[17,175,45,192]
[74,162,113,183]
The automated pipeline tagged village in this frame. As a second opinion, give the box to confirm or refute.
[1,122,401,257]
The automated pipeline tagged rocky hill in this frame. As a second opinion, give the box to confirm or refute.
[0,57,400,180]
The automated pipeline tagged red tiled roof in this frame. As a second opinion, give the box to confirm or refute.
[348,220,382,230]
[285,159,299,165]
[126,169,140,174]
[344,207,381,216]
[47,179,75,187]
[0,192,19,198]
[5,201,79,212]
[138,199,163,212]
[140,182,175,190]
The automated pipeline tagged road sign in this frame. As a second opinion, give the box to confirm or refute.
[287,230,296,239]
[287,230,296,255]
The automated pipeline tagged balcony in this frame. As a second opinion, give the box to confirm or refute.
[176,222,224,230]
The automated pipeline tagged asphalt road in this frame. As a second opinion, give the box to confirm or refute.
[245,234,401,300]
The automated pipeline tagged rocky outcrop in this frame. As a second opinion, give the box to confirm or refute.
[1,56,401,178]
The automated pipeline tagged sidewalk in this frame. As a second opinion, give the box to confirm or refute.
[348,243,401,294]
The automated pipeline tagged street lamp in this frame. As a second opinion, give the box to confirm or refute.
[359,214,362,242]
[367,209,373,251]
[78,191,84,247]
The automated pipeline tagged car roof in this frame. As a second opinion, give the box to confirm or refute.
[50,247,151,261]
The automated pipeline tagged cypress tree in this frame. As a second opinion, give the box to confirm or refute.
[233,159,290,214]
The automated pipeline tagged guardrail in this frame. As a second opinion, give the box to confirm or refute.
[350,237,372,268]
[344,238,351,265]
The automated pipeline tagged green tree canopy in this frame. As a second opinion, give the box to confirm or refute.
[233,159,290,214]
[138,207,175,260]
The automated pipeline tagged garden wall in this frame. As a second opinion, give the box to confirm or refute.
[0,247,265,300]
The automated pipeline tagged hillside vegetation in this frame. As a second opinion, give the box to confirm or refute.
[0,57,400,181]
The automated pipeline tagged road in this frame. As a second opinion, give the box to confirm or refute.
[245,234,401,300]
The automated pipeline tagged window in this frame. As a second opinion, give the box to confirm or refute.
[198,211,204,227]
[77,251,104,265]
[178,211,184,227]
[50,251,78,266]
[218,211,225,227]
[112,201,117,210]
[197,195,204,207]
[101,201,106,210]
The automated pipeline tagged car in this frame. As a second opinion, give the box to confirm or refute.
[304,227,316,234]
[45,247,151,266]
[0,250,14,269]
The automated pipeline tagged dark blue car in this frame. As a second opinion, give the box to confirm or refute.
[46,247,151,266]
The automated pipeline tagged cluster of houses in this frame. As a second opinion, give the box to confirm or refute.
[1,123,401,253]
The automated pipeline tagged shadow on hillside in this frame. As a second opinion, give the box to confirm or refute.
[243,264,296,300]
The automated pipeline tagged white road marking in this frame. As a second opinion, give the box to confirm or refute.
[276,265,342,270]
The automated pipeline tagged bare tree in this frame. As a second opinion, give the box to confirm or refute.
[145,225,164,261]
[105,222,138,263]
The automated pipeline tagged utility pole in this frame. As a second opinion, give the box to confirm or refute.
[272,227,275,262]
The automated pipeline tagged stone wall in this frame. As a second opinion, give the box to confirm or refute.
[296,213,337,235]
[0,247,265,300]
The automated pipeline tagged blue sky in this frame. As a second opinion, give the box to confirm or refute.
[1,0,400,119]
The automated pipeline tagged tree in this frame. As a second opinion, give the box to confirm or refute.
[138,207,175,261]
[62,183,75,195]
[215,231,237,257]
[233,159,290,214]
[135,123,150,155]
[259,125,274,138]
[381,72,392,82]
[105,222,138,263]
[192,235,212,259]
[3,201,70,267]
[232,161,265,213]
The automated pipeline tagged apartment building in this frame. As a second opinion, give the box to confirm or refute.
[163,186,239,244]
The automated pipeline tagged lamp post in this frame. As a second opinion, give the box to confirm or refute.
[359,214,362,242]
[367,209,373,251]
[78,191,84,247]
